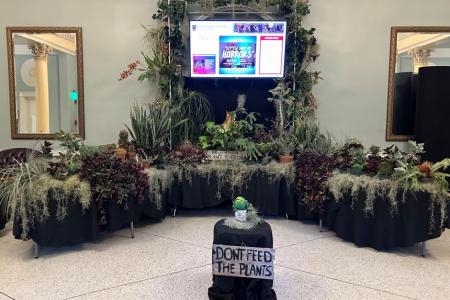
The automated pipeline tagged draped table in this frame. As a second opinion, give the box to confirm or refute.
[12,194,164,250]
[208,218,276,300]
[324,190,447,251]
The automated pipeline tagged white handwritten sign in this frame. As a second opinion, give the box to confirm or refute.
[206,151,245,161]
[212,244,275,280]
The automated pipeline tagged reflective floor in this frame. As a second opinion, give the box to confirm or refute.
[0,208,449,299]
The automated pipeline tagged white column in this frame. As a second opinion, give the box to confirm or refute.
[28,43,52,134]
[408,48,433,74]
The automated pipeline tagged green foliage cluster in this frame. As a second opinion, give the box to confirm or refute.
[324,141,450,228]
[294,120,335,155]
[296,138,450,217]
[394,158,450,194]
[199,108,263,161]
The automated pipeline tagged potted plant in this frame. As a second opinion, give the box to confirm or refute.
[114,148,127,160]
[198,108,263,161]
[233,196,249,222]
[137,148,153,169]
[277,132,297,164]
[114,129,129,160]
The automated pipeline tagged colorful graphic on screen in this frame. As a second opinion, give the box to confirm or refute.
[192,55,216,74]
[190,21,286,78]
[233,23,285,34]
[219,36,257,75]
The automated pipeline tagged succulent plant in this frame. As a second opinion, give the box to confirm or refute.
[233,196,249,211]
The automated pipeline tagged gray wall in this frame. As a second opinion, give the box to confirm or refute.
[1,0,450,150]
[0,0,156,149]
[305,0,450,148]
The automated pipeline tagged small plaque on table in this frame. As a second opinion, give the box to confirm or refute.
[206,150,245,161]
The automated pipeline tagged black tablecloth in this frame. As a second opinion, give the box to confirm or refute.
[169,172,296,216]
[0,213,6,230]
[324,190,446,250]
[12,195,165,247]
[13,197,99,247]
[208,219,276,300]
[447,202,450,229]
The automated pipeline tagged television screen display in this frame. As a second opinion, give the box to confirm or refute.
[190,20,287,78]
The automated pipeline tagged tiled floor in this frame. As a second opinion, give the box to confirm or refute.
[0,208,449,300]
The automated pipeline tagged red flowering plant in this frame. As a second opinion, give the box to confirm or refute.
[118,60,140,81]
[296,151,335,214]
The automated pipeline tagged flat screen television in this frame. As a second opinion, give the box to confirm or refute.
[189,20,287,78]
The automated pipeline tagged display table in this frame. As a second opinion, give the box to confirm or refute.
[12,194,164,251]
[160,162,296,216]
[13,197,99,247]
[324,190,446,251]
[208,218,276,300]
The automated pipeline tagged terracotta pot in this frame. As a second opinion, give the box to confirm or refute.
[114,148,127,160]
[279,154,294,164]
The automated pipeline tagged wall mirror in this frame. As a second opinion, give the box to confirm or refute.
[386,26,450,141]
[6,27,84,139]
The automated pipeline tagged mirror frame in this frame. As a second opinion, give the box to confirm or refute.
[386,26,450,141]
[6,26,85,140]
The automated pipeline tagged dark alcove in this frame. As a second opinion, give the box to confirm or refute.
[184,78,277,127]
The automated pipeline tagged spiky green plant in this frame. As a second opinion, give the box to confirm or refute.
[294,120,335,155]
[0,152,46,221]
[126,101,187,156]
[173,90,213,145]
